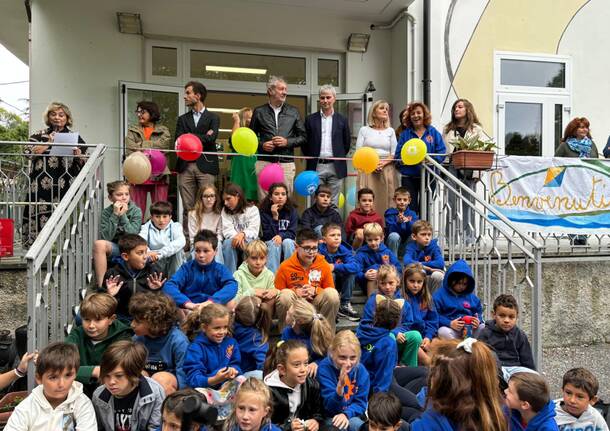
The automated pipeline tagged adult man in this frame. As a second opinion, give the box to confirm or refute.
[304,85,352,206]
[174,81,220,241]
[250,76,306,200]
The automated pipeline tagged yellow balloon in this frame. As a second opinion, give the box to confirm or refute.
[352,146,380,174]
[338,192,345,209]
[400,138,427,165]
[123,151,152,185]
[232,127,258,156]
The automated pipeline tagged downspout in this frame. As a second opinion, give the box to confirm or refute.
[423,0,431,107]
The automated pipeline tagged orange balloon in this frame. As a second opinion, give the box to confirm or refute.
[352,146,380,174]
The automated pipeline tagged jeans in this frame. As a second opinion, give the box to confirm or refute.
[386,232,407,258]
[266,238,296,273]
[334,273,355,306]
[316,162,344,207]
[222,238,244,273]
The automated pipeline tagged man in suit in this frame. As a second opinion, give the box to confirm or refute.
[303,85,352,206]
[175,81,220,240]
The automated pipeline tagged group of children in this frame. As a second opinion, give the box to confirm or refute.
[4,179,608,431]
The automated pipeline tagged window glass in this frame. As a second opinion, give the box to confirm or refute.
[554,104,563,151]
[501,59,565,88]
[152,47,177,77]
[505,102,542,156]
[318,59,339,86]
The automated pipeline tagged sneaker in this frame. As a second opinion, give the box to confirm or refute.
[338,303,360,321]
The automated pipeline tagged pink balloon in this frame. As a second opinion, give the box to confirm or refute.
[143,150,167,176]
[258,163,284,191]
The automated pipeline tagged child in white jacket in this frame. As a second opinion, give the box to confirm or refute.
[5,342,97,431]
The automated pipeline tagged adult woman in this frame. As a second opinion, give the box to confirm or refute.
[230,107,258,202]
[395,102,446,213]
[22,102,86,247]
[355,100,398,210]
[124,101,171,217]
[395,107,409,139]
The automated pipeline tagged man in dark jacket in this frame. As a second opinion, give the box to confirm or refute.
[250,76,306,200]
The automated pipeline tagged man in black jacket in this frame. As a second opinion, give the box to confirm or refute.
[250,76,306,200]
[174,81,219,240]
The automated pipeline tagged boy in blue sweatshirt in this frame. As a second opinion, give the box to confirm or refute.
[163,229,238,311]
[505,372,559,431]
[385,187,418,258]
[354,222,402,297]
[318,222,360,321]
[434,259,484,340]
[403,220,445,293]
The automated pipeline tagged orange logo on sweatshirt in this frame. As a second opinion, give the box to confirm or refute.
[343,375,356,401]
[382,255,390,263]
[226,344,234,359]
[424,255,431,262]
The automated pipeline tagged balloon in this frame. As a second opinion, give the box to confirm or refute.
[400,138,427,165]
[346,186,356,206]
[175,133,202,161]
[123,151,152,185]
[232,127,258,156]
[352,146,380,174]
[258,163,284,192]
[338,192,345,209]
[143,149,167,176]
[294,170,320,196]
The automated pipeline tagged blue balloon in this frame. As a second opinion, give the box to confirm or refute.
[294,170,320,196]
[346,186,356,206]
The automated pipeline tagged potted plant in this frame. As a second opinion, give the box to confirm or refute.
[450,135,497,170]
[0,390,27,424]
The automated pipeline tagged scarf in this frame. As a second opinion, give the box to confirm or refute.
[566,137,592,158]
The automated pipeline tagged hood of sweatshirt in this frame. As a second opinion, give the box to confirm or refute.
[357,243,393,256]
[355,324,392,347]
[412,410,458,431]
[318,241,353,259]
[264,369,295,390]
[235,261,263,283]
[554,399,603,426]
[441,259,475,295]
[526,400,556,430]
[31,380,85,413]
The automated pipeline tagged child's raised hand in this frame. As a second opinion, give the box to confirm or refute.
[396,332,406,344]
[336,366,348,396]
[332,413,349,430]
[105,275,123,296]
[307,362,318,378]
[271,203,280,219]
[146,272,166,290]
[450,318,464,331]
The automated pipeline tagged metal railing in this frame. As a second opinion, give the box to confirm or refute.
[419,155,544,367]
[23,144,105,386]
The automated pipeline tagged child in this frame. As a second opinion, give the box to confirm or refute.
[477,294,535,370]
[139,200,186,277]
[299,184,343,237]
[403,263,438,366]
[316,330,370,431]
[221,183,261,273]
[94,180,142,288]
[188,183,223,260]
[282,298,333,375]
[505,372,558,431]
[345,188,384,249]
[365,393,404,431]
[4,342,97,430]
[263,339,325,431]
[555,368,608,431]
[223,377,281,431]
[129,291,189,394]
[182,303,241,389]
[65,293,133,394]
[354,222,402,297]
[385,187,418,258]
[403,220,445,293]
[233,296,271,378]
[260,182,298,273]
[360,265,422,367]
[356,298,401,393]
[163,229,238,311]
[318,222,360,321]
[159,388,211,431]
[411,338,508,431]
[434,259,484,340]
[93,340,165,431]
[102,233,166,320]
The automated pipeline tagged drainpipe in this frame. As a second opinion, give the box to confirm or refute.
[423,0,431,107]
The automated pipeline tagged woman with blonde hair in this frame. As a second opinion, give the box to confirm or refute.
[230,107,258,202]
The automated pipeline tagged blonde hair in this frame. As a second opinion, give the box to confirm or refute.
[43,102,74,128]
[191,184,221,231]
[290,299,333,358]
[238,107,253,127]
[363,222,384,238]
[377,264,403,297]
[367,100,391,129]
[330,330,361,362]
[245,240,268,258]
[234,296,271,344]
[224,377,273,431]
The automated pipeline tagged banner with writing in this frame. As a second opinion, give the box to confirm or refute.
[483,156,610,234]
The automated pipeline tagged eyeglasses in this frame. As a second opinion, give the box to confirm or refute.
[299,246,318,254]
[135,109,147,116]
[202,194,216,199]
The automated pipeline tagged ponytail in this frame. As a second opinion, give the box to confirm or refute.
[263,339,307,377]
[234,296,272,344]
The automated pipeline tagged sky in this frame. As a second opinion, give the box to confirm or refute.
[0,43,29,119]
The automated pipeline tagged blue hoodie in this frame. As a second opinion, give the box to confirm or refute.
[133,326,189,389]
[411,410,457,431]
[355,324,397,393]
[396,126,446,177]
[433,259,482,328]
[318,242,360,275]
[260,206,298,241]
[281,326,324,364]
[524,400,558,431]
[403,239,445,273]
[183,332,242,388]
[163,259,238,307]
[316,356,370,419]
[406,292,439,340]
[232,322,268,373]
[354,243,402,283]
[229,424,282,431]
[384,207,419,238]
[361,291,414,336]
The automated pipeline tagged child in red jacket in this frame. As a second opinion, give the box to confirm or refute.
[345,188,384,249]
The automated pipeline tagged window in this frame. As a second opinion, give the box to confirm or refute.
[500,59,565,88]
[318,59,339,86]
[152,46,178,77]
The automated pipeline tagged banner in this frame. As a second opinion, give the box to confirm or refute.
[483,156,610,234]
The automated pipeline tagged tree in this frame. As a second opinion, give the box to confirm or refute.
[0,107,29,142]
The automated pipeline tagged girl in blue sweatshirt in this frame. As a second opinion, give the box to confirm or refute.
[259,183,298,273]
[361,264,422,367]
[316,330,370,431]
[182,303,242,389]
[224,377,282,431]
[403,263,439,365]
[433,259,484,340]
[282,298,333,377]
[232,296,271,378]
[129,292,189,393]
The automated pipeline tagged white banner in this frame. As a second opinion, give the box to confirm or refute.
[482,156,610,234]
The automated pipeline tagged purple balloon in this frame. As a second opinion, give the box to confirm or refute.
[258,163,284,191]
[143,150,167,176]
